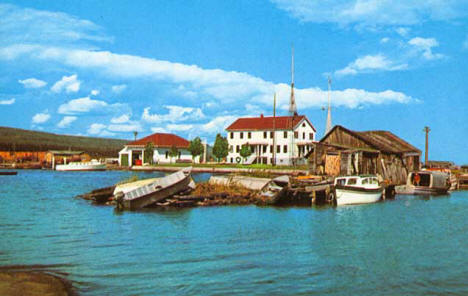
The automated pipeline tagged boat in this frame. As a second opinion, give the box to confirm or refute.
[425,168,457,191]
[114,168,192,210]
[55,159,106,171]
[458,174,468,190]
[333,175,383,206]
[0,171,17,175]
[258,175,290,205]
[395,171,450,195]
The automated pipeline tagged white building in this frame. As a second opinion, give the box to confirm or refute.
[118,133,198,166]
[226,114,316,165]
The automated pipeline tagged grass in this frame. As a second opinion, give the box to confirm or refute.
[149,162,307,170]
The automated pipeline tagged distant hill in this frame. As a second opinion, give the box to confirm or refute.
[0,126,129,157]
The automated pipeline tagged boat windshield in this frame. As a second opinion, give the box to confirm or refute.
[347,178,358,185]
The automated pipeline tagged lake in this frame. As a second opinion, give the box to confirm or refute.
[1,170,467,295]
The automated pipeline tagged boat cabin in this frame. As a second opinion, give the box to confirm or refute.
[407,171,449,189]
[334,175,379,187]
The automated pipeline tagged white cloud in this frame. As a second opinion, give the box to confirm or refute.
[270,0,467,28]
[0,98,15,105]
[0,44,418,109]
[0,3,111,46]
[408,37,444,60]
[166,124,194,131]
[151,127,167,133]
[110,114,130,124]
[111,84,127,94]
[142,105,205,123]
[32,111,50,124]
[51,74,80,93]
[57,116,77,128]
[200,115,237,133]
[87,123,107,135]
[395,27,410,37]
[108,122,143,132]
[18,78,47,88]
[90,89,99,96]
[58,96,107,114]
[380,37,390,44]
[335,54,407,76]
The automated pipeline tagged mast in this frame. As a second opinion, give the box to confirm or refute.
[272,93,276,166]
[289,45,297,166]
[325,76,332,135]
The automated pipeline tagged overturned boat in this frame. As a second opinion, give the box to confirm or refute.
[115,168,193,210]
[333,175,383,206]
[395,171,450,195]
[258,175,290,205]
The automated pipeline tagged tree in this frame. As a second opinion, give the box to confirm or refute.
[133,131,138,141]
[239,144,252,163]
[144,142,154,164]
[212,133,228,162]
[188,137,204,162]
[168,145,179,164]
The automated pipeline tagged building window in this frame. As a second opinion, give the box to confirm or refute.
[240,132,243,139]
[165,151,168,159]
[277,145,281,153]
[230,157,233,163]
[270,145,273,153]
[309,133,313,140]
[178,152,181,159]
[303,132,305,139]
[263,131,267,139]
[270,131,273,138]
[236,145,240,153]
[294,131,298,139]
[263,145,267,153]
[230,132,233,139]
[248,132,251,139]
[283,145,288,153]
[229,145,233,152]
[302,123,306,127]
[284,131,287,138]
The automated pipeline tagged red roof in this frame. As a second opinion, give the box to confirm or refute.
[128,133,190,148]
[226,115,316,132]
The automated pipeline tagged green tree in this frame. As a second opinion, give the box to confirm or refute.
[144,142,154,164]
[168,145,179,163]
[212,133,228,162]
[188,137,204,162]
[239,144,252,163]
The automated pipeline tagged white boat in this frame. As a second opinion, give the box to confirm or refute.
[395,171,450,195]
[333,175,383,206]
[114,168,192,210]
[55,159,106,171]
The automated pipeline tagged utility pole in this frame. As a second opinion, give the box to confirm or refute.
[272,93,276,166]
[423,126,430,167]
[325,76,333,135]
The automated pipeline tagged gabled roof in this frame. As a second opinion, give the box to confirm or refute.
[128,133,189,148]
[226,115,316,132]
[321,125,420,154]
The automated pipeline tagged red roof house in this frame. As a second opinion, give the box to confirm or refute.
[128,133,190,149]
[226,115,316,132]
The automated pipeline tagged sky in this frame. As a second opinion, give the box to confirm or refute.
[0,0,467,163]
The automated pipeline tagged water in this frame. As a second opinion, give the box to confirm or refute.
[1,170,468,295]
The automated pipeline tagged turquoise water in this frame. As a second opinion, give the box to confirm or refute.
[1,170,468,295]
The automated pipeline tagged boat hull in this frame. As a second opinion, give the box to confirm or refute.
[395,185,449,195]
[55,164,106,171]
[335,186,383,206]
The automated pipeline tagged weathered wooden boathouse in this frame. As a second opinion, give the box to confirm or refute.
[307,125,421,185]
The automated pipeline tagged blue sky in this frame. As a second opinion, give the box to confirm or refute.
[0,0,467,163]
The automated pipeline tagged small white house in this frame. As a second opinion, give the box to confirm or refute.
[226,114,316,165]
[118,133,197,166]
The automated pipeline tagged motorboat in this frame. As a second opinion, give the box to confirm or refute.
[395,171,450,195]
[333,175,383,206]
[55,159,106,171]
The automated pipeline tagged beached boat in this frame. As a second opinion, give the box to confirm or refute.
[55,159,106,171]
[333,175,383,206]
[458,174,468,190]
[395,171,450,195]
[258,175,290,205]
[0,171,17,175]
[114,168,192,210]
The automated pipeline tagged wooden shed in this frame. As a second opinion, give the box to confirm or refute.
[45,150,91,168]
[307,125,421,185]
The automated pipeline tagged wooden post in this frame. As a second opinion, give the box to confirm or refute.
[423,126,430,167]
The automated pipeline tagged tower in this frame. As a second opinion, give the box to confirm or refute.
[325,76,332,135]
